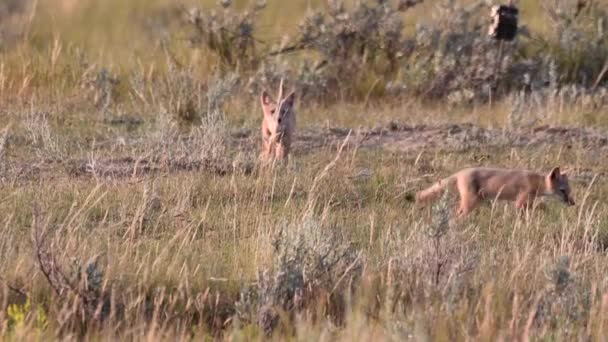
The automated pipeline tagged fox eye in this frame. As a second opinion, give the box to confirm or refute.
[278,117,282,124]
[270,109,275,114]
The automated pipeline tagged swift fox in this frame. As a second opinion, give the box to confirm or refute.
[416,167,575,217]
[260,79,296,162]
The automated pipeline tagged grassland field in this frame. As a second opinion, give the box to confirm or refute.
[1,0,608,340]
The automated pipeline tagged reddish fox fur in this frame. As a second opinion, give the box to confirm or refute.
[260,80,296,163]
[416,167,575,217]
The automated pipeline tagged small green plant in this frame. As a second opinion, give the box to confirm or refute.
[7,300,28,330]
[426,190,451,286]
[7,299,48,334]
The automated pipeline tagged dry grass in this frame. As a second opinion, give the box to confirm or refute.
[1,0,608,341]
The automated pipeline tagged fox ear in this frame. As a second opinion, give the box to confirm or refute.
[282,91,295,109]
[260,90,273,107]
[549,167,561,180]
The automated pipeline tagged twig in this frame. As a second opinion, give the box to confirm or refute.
[31,207,96,305]
[330,251,362,295]
[591,59,608,92]
[31,216,75,298]
[267,44,307,57]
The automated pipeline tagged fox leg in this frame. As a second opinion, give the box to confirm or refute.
[454,178,480,218]
[261,139,273,162]
[515,192,535,215]
[456,194,479,218]
[275,142,290,161]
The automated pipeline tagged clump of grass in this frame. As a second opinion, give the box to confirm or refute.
[80,66,119,111]
[22,109,65,160]
[507,81,608,128]
[136,67,239,173]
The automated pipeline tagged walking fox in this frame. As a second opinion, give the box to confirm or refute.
[416,167,575,217]
[260,79,296,162]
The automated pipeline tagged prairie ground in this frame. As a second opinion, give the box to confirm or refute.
[1,0,608,341]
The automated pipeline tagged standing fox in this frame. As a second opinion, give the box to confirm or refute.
[416,167,575,217]
[260,80,296,162]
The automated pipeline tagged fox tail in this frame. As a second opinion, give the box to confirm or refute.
[416,175,456,203]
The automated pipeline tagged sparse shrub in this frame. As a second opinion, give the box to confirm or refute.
[298,0,405,71]
[236,217,363,335]
[530,1,608,87]
[183,1,264,73]
[294,60,335,101]
[395,1,524,103]
[194,72,237,165]
[165,0,607,105]
[30,211,113,327]
[295,0,409,100]
[159,1,392,103]
[133,65,238,173]
[141,57,237,129]
[246,61,291,99]
[247,60,331,103]
[507,81,552,130]
[535,256,592,336]
[384,190,478,315]
[507,73,608,128]
[153,62,205,126]
[247,0,601,104]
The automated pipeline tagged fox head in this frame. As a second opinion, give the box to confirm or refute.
[260,83,295,142]
[547,167,575,206]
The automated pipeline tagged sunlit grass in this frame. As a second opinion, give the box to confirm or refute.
[0,0,607,340]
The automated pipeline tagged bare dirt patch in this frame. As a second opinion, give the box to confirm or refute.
[285,123,608,153]
[4,123,608,183]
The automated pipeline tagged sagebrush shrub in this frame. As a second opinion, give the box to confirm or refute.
[166,0,607,105]
[184,2,263,72]
[532,0,608,86]
[236,217,362,334]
